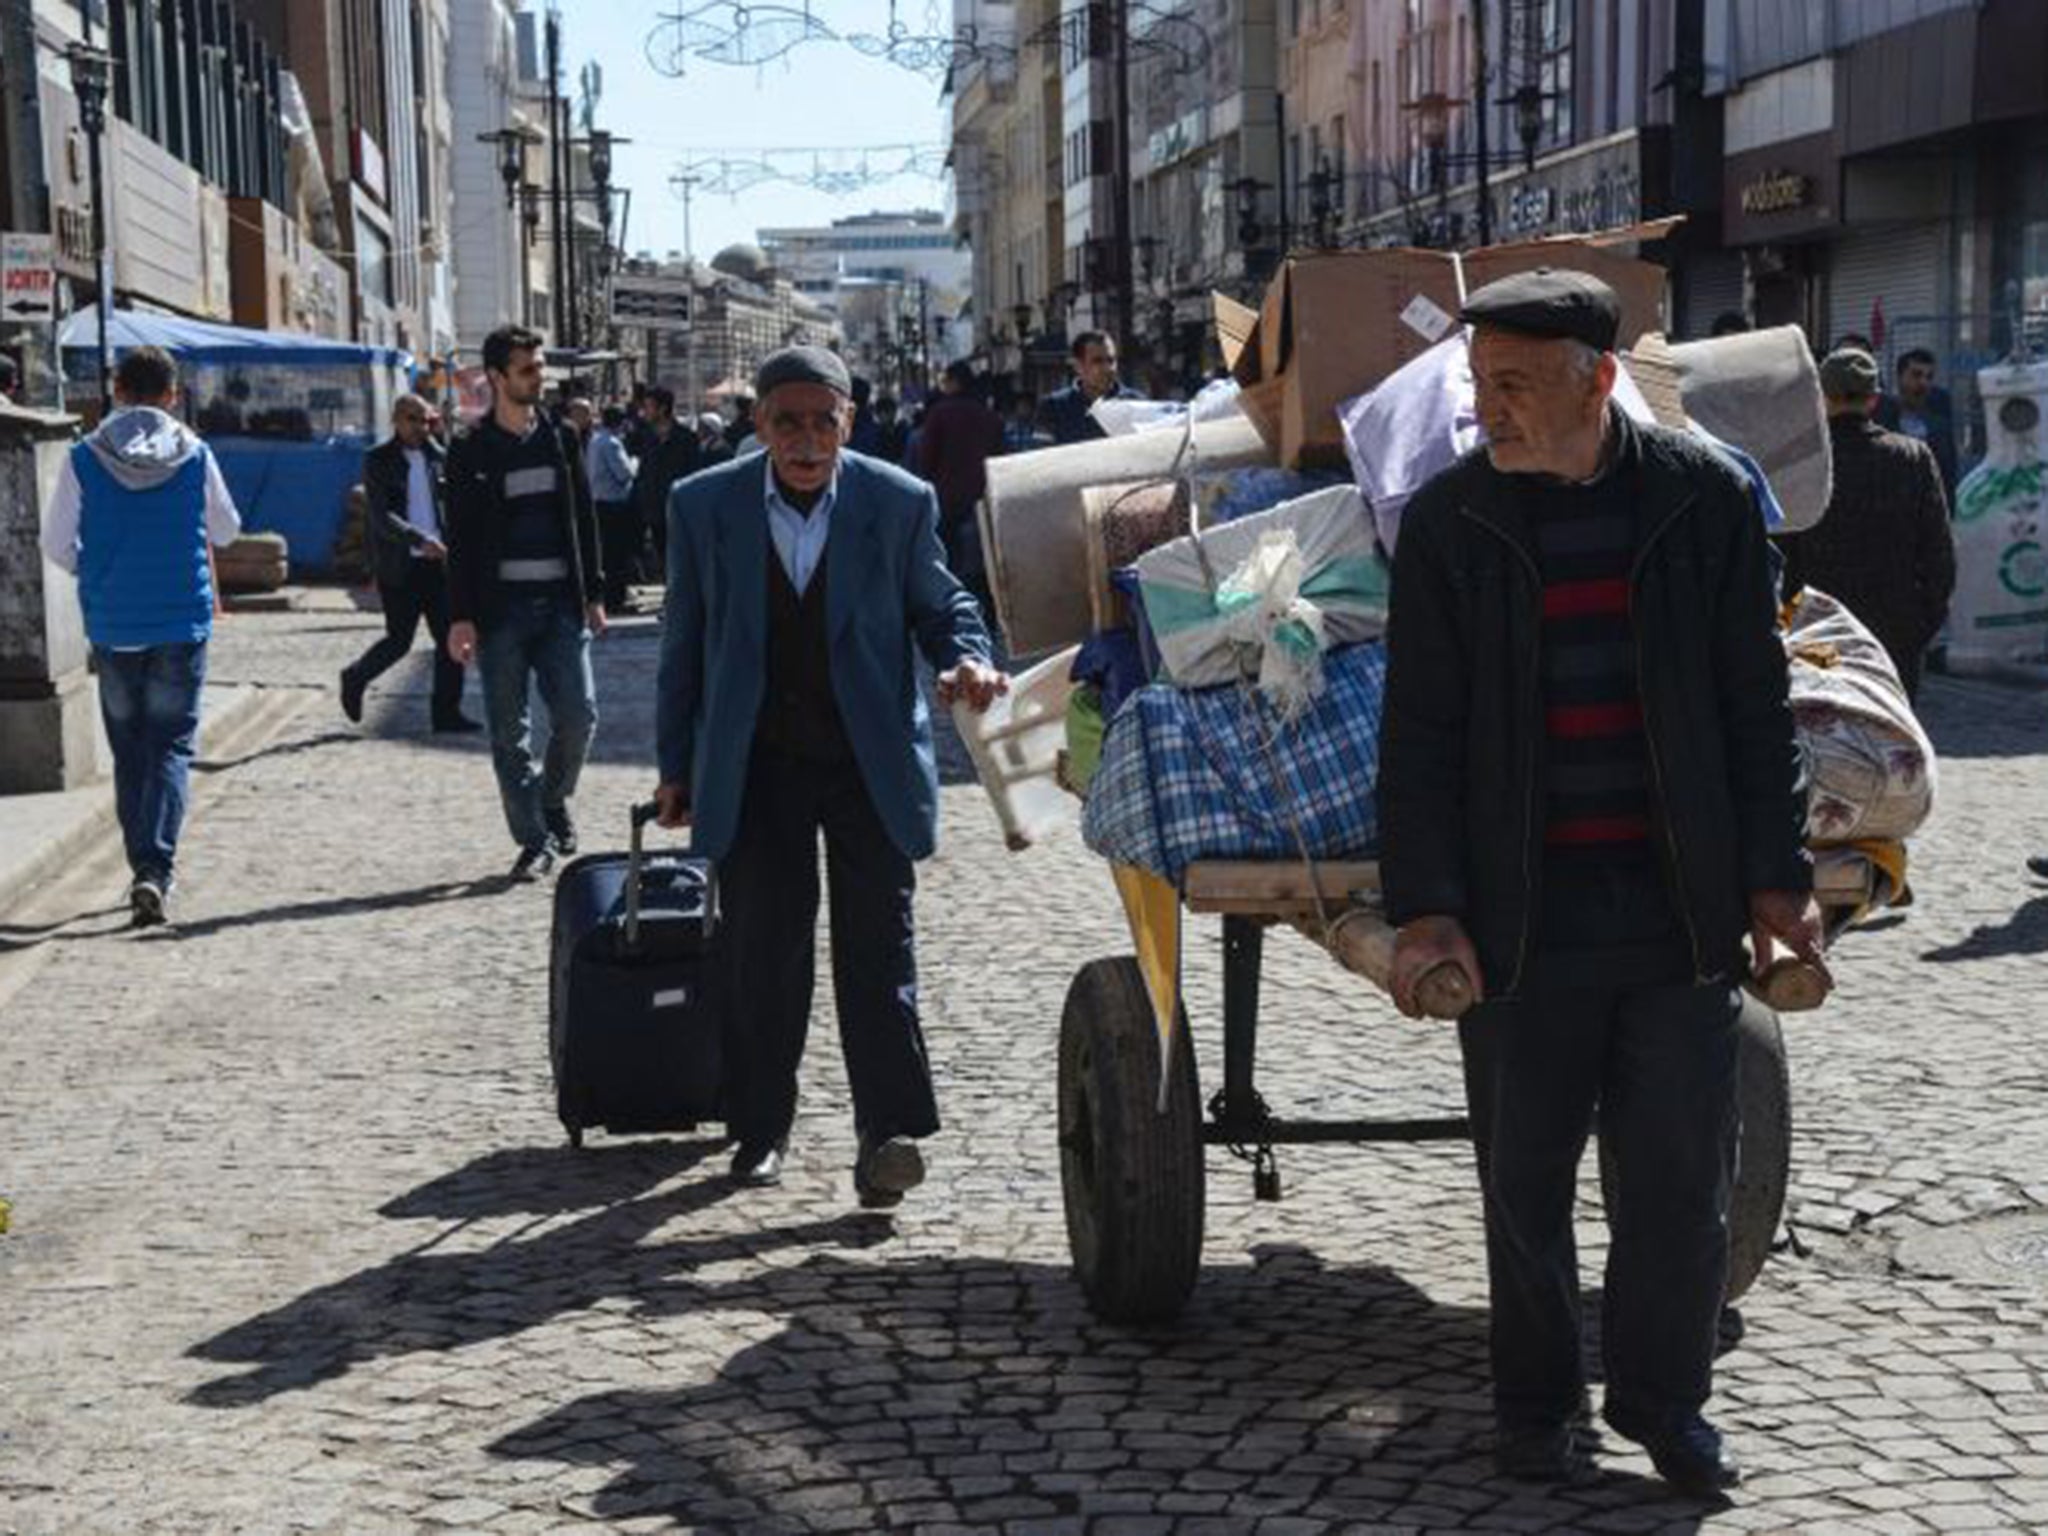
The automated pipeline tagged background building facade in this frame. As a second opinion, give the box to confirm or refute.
[953,0,2048,419]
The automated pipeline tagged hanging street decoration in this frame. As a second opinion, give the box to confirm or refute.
[645,0,1210,81]
[668,143,948,199]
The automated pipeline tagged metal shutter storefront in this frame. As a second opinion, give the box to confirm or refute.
[1678,249,1747,340]
[1828,222,1944,361]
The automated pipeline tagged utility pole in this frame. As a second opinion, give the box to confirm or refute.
[675,172,699,410]
[1109,0,1135,359]
[1472,0,1492,247]
[545,11,567,348]
[73,6,113,416]
[918,277,932,395]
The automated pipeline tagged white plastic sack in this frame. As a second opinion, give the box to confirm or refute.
[1786,588,1937,843]
[1337,331,1663,557]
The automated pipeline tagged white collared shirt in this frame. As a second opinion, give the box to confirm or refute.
[402,446,438,550]
[763,454,837,598]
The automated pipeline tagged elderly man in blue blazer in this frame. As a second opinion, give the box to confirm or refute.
[655,345,1008,1206]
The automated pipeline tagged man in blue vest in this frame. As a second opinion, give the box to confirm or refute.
[40,345,243,928]
[654,345,1008,1207]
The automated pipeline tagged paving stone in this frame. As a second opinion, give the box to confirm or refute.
[1,623,2046,1533]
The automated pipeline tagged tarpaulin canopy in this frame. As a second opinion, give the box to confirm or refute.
[59,309,412,372]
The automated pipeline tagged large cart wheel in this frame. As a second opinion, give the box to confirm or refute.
[1600,992,1790,1304]
[1059,957,1205,1324]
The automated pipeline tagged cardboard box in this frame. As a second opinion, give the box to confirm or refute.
[1463,236,1667,358]
[1217,230,1671,470]
[1219,249,1465,470]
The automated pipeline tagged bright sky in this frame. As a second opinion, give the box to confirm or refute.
[562,1,959,258]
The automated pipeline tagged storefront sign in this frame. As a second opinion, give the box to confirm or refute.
[1,233,56,324]
[1740,170,1811,214]
[1505,185,1555,236]
[1724,132,1838,244]
[1560,170,1639,234]
[1147,106,1210,171]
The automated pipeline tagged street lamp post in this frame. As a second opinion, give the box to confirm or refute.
[1306,157,1340,249]
[66,29,114,416]
[1229,176,1275,289]
[1402,90,1457,247]
[1009,301,1033,391]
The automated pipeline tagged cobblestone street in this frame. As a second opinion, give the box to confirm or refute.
[3,605,2048,1534]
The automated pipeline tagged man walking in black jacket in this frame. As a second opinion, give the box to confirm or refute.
[1379,270,1824,1496]
[632,385,702,575]
[445,326,607,881]
[341,394,477,732]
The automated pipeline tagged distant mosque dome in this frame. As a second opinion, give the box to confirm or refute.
[710,242,773,283]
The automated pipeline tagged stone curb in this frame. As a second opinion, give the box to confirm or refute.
[0,683,304,922]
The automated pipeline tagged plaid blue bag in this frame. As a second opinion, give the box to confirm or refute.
[1081,641,1386,884]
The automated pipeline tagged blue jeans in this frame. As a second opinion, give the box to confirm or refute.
[94,640,208,884]
[476,589,598,852]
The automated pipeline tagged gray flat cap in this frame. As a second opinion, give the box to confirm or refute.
[1818,346,1879,399]
[1459,266,1622,352]
[754,345,852,399]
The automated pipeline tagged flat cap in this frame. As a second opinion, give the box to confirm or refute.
[754,345,851,400]
[1818,346,1879,399]
[1459,266,1621,352]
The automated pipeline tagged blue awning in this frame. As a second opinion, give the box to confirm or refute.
[59,309,413,372]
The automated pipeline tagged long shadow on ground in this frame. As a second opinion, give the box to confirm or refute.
[485,1245,1712,1530]
[184,1137,1714,1528]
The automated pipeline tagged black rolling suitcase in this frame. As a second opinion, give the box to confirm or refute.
[548,802,722,1147]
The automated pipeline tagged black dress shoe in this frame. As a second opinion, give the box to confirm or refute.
[1494,1422,1596,1484]
[1604,1408,1742,1497]
[729,1141,785,1187]
[853,1135,925,1209]
[432,714,483,734]
[544,804,578,856]
[339,668,365,724]
[2027,854,2048,880]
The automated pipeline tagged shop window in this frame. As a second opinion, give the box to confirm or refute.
[358,221,393,309]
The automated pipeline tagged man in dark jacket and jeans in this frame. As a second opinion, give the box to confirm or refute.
[1779,347,1955,699]
[909,360,1004,612]
[341,394,477,731]
[445,325,607,881]
[632,385,702,575]
[1379,270,1824,1496]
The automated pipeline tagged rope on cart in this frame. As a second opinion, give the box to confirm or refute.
[1174,419,1342,944]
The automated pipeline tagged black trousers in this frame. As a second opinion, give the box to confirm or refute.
[348,560,464,724]
[596,500,637,608]
[1457,975,1740,1432]
[718,749,938,1150]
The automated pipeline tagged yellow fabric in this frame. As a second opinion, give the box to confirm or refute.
[1848,837,1911,908]
[1110,862,1182,1111]
[1813,837,1912,917]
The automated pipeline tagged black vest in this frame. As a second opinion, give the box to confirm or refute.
[756,549,852,763]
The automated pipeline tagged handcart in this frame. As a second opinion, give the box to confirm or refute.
[1057,855,1850,1326]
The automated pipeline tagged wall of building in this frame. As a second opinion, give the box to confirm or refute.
[448,0,526,356]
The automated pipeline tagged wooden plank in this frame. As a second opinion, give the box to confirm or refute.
[1288,907,1474,1021]
[1182,860,1381,915]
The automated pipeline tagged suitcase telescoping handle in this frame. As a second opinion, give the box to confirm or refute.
[624,800,663,950]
